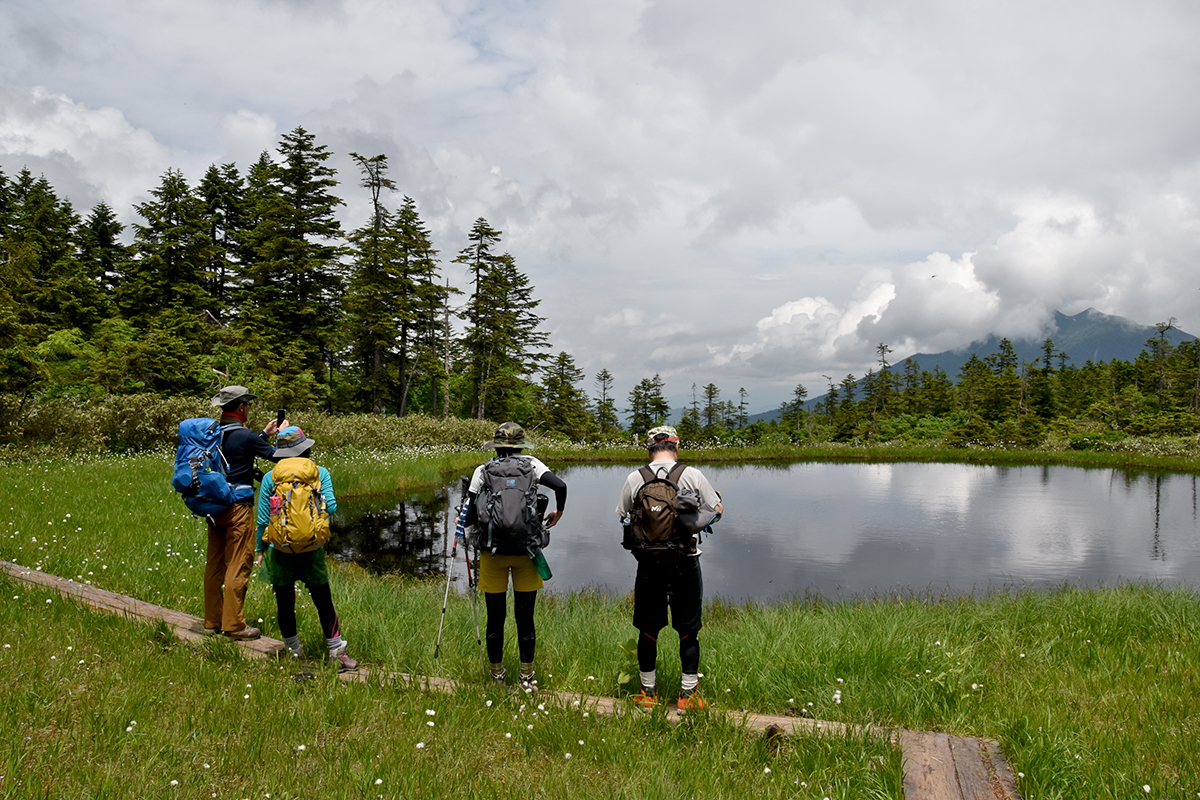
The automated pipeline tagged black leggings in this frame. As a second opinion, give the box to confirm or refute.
[485,590,536,664]
[638,628,700,676]
[273,582,340,640]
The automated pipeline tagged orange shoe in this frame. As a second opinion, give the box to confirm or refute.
[632,687,659,708]
[676,688,708,711]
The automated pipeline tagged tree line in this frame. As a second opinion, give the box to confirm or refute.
[3,127,1198,446]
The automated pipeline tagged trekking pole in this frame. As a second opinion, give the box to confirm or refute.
[433,508,462,659]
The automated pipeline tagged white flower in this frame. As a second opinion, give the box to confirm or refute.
[836,678,843,684]
[578,740,584,745]
[170,780,178,786]
[565,753,571,759]
[426,721,434,727]
[297,745,306,751]
[505,733,512,738]
[204,763,210,769]
[243,694,249,700]
[527,724,533,730]
[46,599,51,604]
[415,742,425,749]
[972,683,979,690]
[1144,787,1151,794]
[486,700,493,707]
[126,726,133,732]
[763,767,771,774]
[537,703,545,711]
[375,779,383,785]
[425,709,436,716]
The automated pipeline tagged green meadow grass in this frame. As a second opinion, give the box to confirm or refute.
[0,573,900,799]
[1,450,1199,798]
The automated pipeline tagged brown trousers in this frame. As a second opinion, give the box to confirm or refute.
[204,503,256,632]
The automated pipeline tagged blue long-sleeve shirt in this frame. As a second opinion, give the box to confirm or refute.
[255,463,336,551]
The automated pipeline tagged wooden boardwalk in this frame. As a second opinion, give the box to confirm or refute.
[2,559,1020,799]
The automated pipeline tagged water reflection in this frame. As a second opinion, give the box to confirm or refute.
[327,462,1200,601]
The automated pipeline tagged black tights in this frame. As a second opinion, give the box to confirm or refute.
[637,629,700,675]
[273,582,340,640]
[485,591,536,664]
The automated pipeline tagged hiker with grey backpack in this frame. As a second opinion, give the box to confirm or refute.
[464,422,567,690]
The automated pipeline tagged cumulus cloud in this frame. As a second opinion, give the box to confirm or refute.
[3,0,1200,409]
[0,84,178,217]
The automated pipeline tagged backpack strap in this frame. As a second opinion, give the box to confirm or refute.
[665,462,686,487]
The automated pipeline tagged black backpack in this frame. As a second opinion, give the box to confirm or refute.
[624,463,692,554]
[477,456,547,555]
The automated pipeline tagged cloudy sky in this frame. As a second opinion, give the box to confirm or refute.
[3,0,1200,412]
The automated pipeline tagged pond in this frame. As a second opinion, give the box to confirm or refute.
[327,462,1200,602]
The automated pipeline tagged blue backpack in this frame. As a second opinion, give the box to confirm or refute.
[171,418,234,517]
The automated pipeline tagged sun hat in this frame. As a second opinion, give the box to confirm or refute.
[646,425,680,444]
[211,385,257,407]
[483,421,532,450]
[273,426,315,458]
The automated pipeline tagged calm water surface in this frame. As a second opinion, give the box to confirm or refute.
[328,462,1200,602]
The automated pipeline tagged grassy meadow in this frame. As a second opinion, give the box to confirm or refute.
[1,441,1199,798]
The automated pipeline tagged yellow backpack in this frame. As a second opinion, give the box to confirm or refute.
[264,458,330,554]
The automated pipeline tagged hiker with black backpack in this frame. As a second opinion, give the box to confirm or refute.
[253,426,356,672]
[617,425,723,711]
[464,422,567,690]
[202,386,287,641]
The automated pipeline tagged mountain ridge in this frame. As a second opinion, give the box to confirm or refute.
[747,308,1196,423]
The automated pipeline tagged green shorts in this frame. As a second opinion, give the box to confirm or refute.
[478,552,543,594]
[256,546,330,587]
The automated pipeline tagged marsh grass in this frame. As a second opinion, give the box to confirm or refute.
[0,573,900,799]
[3,451,1200,798]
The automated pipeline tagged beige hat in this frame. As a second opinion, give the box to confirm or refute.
[211,385,257,407]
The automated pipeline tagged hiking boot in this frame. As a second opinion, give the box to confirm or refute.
[632,686,659,708]
[518,671,538,692]
[328,641,357,672]
[224,626,261,641]
[490,667,507,685]
[676,688,708,711]
[285,642,303,659]
[202,626,221,637]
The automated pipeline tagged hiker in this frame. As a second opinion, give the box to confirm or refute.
[465,422,567,689]
[617,425,723,711]
[254,426,356,671]
[203,386,286,640]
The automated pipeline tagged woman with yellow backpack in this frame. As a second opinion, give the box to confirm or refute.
[254,426,357,671]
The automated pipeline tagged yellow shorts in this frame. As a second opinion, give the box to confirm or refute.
[478,552,544,594]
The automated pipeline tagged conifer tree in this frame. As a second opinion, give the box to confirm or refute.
[239,127,346,394]
[455,218,548,420]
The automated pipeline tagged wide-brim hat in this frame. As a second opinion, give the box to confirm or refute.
[211,385,257,407]
[483,421,532,450]
[273,426,315,458]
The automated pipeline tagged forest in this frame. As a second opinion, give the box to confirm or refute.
[2,125,1199,448]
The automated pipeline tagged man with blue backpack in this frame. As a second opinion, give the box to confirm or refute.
[202,386,286,640]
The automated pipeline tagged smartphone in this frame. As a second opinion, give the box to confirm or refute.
[276,408,286,426]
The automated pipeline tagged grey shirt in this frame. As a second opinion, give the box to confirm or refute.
[616,459,721,520]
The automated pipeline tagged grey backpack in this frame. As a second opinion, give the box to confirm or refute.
[477,456,546,554]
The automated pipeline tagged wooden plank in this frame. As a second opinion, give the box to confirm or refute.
[983,740,1023,799]
[901,730,962,800]
[1,559,286,658]
[950,736,997,800]
[6,557,1024,796]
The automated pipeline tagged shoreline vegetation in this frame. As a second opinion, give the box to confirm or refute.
[2,408,1199,797]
